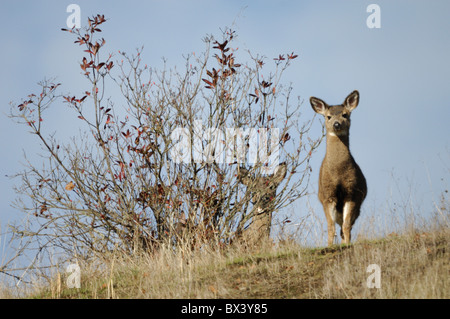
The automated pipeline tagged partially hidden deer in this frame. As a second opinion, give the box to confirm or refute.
[310,90,367,246]
[237,162,287,243]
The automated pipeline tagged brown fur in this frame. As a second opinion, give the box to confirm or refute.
[310,90,367,246]
[237,162,287,242]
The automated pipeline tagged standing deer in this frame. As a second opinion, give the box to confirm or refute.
[237,162,287,242]
[310,90,367,246]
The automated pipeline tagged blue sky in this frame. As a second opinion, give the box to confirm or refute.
[0,0,449,250]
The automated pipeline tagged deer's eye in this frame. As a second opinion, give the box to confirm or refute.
[342,113,348,119]
[327,116,331,120]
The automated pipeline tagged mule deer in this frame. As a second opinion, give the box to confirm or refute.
[310,90,367,246]
[237,162,287,242]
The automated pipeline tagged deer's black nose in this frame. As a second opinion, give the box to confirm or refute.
[333,122,341,130]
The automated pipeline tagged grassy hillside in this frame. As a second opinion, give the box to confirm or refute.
[24,225,448,299]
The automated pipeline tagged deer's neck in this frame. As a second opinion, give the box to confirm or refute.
[324,133,353,165]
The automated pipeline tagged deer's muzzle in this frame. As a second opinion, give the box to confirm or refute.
[333,122,341,130]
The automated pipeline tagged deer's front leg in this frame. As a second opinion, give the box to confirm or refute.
[342,201,356,245]
[324,201,337,246]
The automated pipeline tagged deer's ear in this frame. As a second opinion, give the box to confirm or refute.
[344,90,359,111]
[271,163,287,185]
[310,97,327,115]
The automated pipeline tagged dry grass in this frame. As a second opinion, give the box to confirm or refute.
[3,189,448,299]
[25,224,448,299]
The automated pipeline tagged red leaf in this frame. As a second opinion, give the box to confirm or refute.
[202,78,213,87]
[92,43,100,55]
[121,129,131,138]
[288,52,298,60]
[65,181,75,191]
[96,62,105,70]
